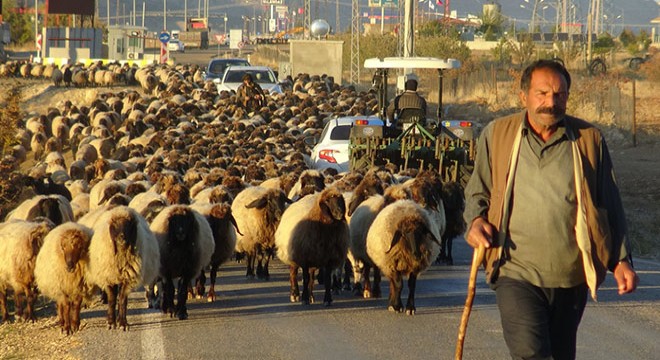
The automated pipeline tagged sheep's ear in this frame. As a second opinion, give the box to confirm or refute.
[279,192,293,204]
[386,230,404,254]
[229,212,243,236]
[245,197,267,209]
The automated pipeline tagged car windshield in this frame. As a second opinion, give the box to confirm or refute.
[209,60,249,75]
[225,70,275,84]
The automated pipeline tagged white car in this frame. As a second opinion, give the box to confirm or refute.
[167,39,185,53]
[310,116,384,173]
[213,65,282,94]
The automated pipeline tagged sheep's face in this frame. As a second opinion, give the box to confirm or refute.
[320,192,346,223]
[61,231,88,272]
[110,213,139,250]
[29,197,63,225]
[168,210,196,244]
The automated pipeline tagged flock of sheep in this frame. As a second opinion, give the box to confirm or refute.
[0,59,465,335]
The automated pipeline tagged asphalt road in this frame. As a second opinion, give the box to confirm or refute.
[69,238,660,360]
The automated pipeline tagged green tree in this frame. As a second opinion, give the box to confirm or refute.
[479,8,505,39]
[2,0,36,45]
[490,37,512,64]
[593,32,615,55]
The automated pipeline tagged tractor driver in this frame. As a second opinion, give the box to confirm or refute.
[386,78,427,127]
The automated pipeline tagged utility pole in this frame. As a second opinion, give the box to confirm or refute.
[350,0,359,84]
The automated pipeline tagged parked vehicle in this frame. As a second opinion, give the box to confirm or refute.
[171,29,209,49]
[203,58,250,81]
[167,39,185,53]
[310,116,384,173]
[214,66,283,94]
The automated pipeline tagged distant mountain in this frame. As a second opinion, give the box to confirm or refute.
[95,0,660,35]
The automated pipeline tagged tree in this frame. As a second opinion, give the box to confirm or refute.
[478,8,505,39]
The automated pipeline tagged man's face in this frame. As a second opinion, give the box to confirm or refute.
[519,67,569,130]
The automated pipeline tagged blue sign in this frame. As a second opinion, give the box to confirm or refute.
[159,32,171,44]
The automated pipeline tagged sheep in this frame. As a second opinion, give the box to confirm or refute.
[86,206,160,330]
[6,194,74,226]
[0,219,54,323]
[128,191,168,222]
[232,186,291,280]
[436,181,466,266]
[348,184,412,297]
[366,200,441,315]
[275,187,349,306]
[286,169,326,201]
[34,222,94,335]
[149,205,214,320]
[189,202,240,302]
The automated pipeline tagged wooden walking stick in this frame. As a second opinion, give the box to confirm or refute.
[455,244,486,360]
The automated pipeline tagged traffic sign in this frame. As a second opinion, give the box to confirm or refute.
[159,32,171,44]
[36,34,42,51]
[237,41,245,49]
[214,34,226,44]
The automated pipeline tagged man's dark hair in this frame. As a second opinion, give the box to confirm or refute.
[242,73,253,82]
[520,59,571,92]
[404,79,418,91]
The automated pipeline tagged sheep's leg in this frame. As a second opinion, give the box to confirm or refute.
[245,254,256,278]
[118,283,131,331]
[105,285,118,329]
[308,268,316,304]
[256,252,265,279]
[62,300,72,335]
[207,264,218,303]
[342,260,352,291]
[387,273,404,313]
[323,265,333,306]
[372,267,382,298]
[195,269,207,299]
[301,266,312,305]
[13,290,25,321]
[161,278,175,316]
[262,252,272,280]
[405,274,417,316]
[175,277,189,320]
[0,291,8,323]
[351,260,364,296]
[363,264,373,298]
[446,237,454,266]
[25,286,37,322]
[289,265,300,303]
[56,300,65,328]
[71,295,83,333]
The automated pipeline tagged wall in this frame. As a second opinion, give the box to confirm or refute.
[289,40,343,83]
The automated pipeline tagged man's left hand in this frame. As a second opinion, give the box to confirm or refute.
[613,260,639,295]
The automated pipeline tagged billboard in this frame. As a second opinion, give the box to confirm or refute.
[48,0,95,16]
[368,0,399,8]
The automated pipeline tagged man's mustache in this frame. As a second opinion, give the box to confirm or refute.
[536,106,564,115]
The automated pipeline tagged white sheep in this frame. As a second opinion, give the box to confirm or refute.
[128,191,168,223]
[34,222,94,334]
[6,194,74,226]
[348,184,412,298]
[286,169,326,201]
[86,206,160,330]
[232,186,290,280]
[149,204,214,320]
[0,219,54,323]
[275,187,349,306]
[366,200,441,315]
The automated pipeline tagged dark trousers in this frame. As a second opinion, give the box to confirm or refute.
[492,277,588,360]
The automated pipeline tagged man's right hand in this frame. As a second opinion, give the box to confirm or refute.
[466,217,495,249]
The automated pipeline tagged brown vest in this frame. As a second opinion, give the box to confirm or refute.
[483,112,612,292]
